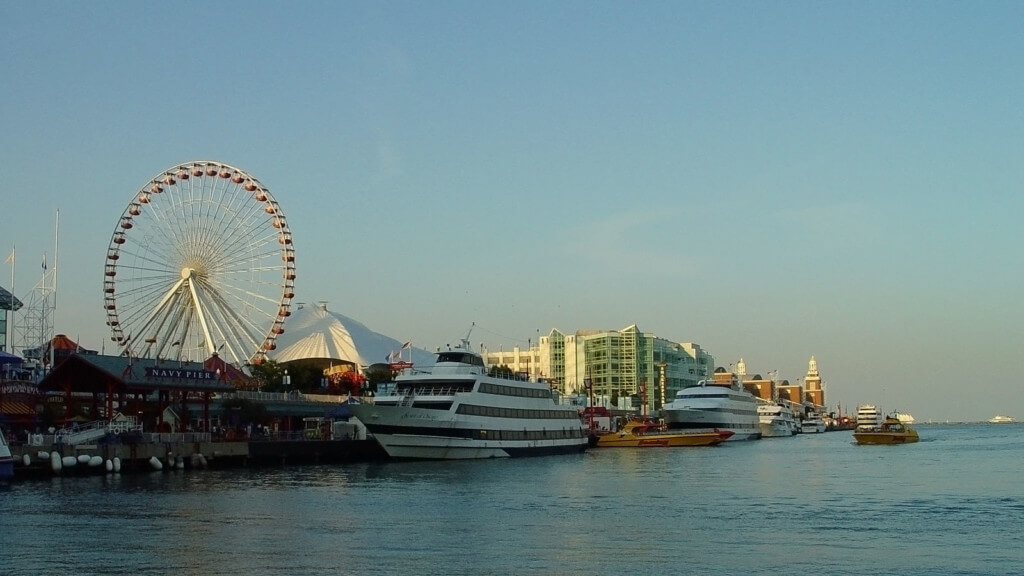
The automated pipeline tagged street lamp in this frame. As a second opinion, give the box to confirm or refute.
[657,361,667,410]
[282,368,291,393]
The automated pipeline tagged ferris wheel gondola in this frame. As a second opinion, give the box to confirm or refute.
[103,161,295,366]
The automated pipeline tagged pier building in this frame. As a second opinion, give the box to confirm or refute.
[0,285,22,353]
[483,325,714,412]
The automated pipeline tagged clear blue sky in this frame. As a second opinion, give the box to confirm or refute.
[3,1,1022,421]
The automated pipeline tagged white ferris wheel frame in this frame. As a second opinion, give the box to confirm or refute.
[103,160,295,366]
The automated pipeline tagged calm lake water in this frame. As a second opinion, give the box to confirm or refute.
[3,424,1023,575]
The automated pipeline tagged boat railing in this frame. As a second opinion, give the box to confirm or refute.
[406,386,467,397]
[146,432,212,443]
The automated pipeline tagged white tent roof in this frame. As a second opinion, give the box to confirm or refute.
[269,301,434,367]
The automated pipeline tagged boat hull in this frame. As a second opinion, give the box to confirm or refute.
[0,458,13,480]
[853,431,919,445]
[596,431,726,448]
[367,431,587,459]
[759,421,795,437]
[348,403,588,460]
[662,407,762,441]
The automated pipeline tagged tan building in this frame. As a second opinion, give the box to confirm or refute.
[803,356,824,407]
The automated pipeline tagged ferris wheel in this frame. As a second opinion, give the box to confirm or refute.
[103,161,295,366]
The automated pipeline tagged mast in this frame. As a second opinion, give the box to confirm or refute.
[6,244,13,352]
[50,210,58,368]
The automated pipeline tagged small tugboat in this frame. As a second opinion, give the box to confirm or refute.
[853,416,919,445]
[596,419,732,447]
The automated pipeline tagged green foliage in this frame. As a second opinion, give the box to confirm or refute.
[488,364,514,378]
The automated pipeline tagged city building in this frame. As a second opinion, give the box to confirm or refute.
[483,325,714,412]
[803,356,824,407]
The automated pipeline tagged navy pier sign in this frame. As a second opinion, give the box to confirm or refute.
[145,366,218,380]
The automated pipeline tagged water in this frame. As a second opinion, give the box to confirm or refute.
[2,424,1023,575]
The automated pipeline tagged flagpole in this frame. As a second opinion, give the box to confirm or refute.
[6,244,13,353]
[49,210,59,371]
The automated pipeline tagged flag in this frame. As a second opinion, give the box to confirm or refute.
[41,254,47,271]
[171,341,181,347]
[4,249,12,264]
[401,341,411,350]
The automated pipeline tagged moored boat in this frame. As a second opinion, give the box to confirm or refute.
[347,335,588,460]
[800,416,826,434]
[757,403,797,437]
[853,416,919,445]
[596,418,732,447]
[0,428,14,479]
[661,377,762,441]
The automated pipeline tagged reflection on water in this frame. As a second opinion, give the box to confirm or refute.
[3,424,1023,575]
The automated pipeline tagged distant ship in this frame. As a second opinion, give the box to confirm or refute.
[893,411,915,425]
[988,415,1015,424]
[856,405,883,431]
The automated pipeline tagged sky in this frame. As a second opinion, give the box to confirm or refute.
[2,1,1023,422]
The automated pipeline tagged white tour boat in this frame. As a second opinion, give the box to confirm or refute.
[347,338,588,459]
[661,379,762,441]
[800,415,827,434]
[856,404,883,431]
[757,402,797,437]
[988,415,1015,424]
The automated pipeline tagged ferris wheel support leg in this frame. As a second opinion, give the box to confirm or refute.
[187,279,217,357]
[129,276,189,354]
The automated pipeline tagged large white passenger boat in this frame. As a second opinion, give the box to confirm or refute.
[856,405,883,431]
[757,403,797,437]
[661,379,761,441]
[988,415,1015,424]
[347,339,588,459]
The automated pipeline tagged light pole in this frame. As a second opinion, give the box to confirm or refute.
[657,361,667,411]
[282,368,291,393]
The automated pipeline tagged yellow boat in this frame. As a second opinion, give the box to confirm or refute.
[596,419,732,448]
[853,417,920,445]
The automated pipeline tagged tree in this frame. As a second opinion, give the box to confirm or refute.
[488,364,514,379]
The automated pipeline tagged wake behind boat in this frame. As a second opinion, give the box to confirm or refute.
[661,378,761,441]
[347,338,588,460]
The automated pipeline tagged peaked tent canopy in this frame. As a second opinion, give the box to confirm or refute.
[269,301,435,368]
[21,334,97,366]
[0,285,22,311]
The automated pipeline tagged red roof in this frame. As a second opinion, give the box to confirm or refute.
[51,334,83,351]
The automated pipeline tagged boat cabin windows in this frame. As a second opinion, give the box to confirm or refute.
[478,382,552,399]
[456,403,580,420]
[437,351,485,367]
[397,380,476,395]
